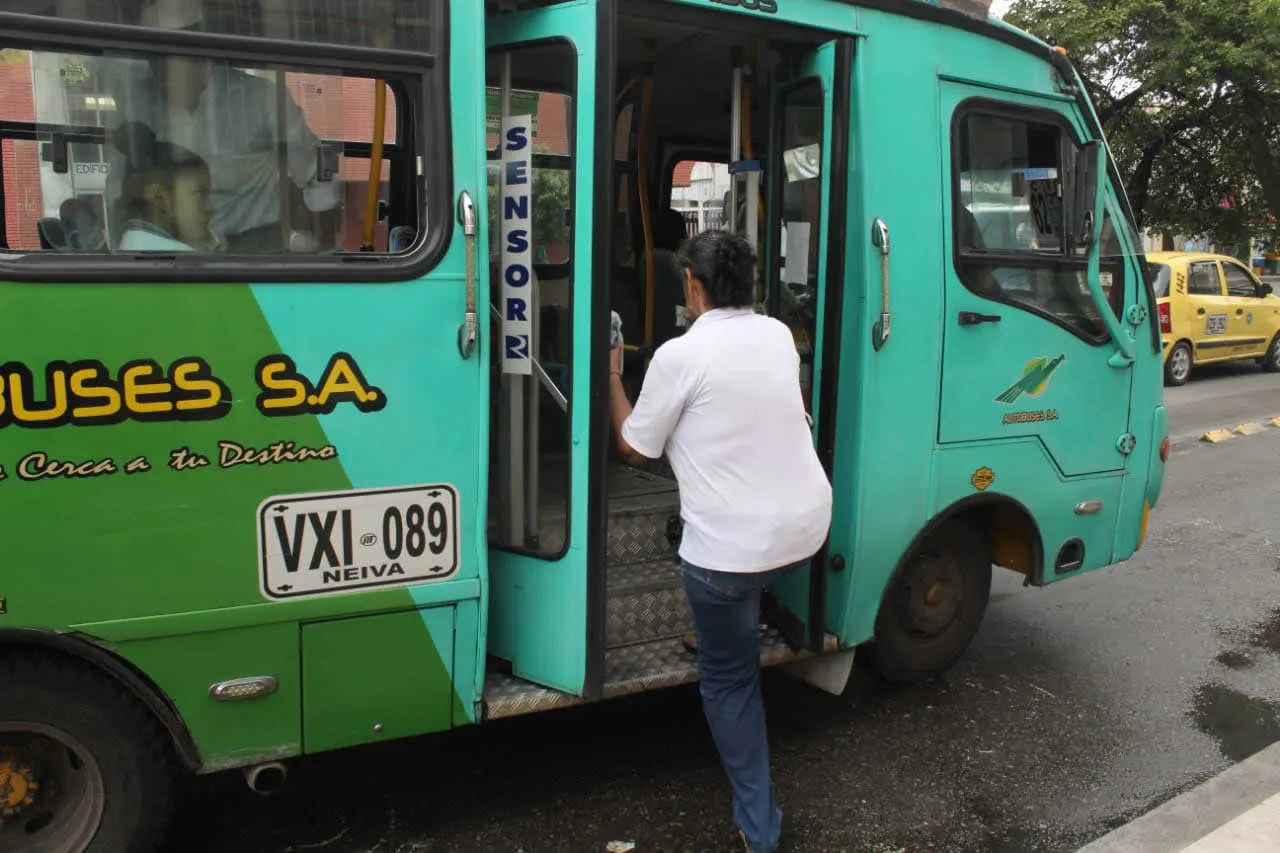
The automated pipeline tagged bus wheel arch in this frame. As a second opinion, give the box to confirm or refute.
[0,629,200,772]
[0,641,183,853]
[860,495,1042,684]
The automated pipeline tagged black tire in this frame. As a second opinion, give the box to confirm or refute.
[0,650,176,853]
[861,519,992,684]
[1261,335,1280,373]
[1165,340,1193,386]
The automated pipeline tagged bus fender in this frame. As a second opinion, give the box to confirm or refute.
[885,493,1047,597]
[0,627,202,771]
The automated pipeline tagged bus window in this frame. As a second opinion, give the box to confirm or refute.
[485,42,576,558]
[0,47,414,257]
[486,87,572,271]
[670,160,729,237]
[954,109,1113,343]
[5,0,436,54]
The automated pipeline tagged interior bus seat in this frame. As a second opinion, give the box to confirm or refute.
[37,217,67,250]
[58,197,106,252]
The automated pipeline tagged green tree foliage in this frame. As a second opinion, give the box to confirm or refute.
[1007,0,1280,249]
[487,152,572,261]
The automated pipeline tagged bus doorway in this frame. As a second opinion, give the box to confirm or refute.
[482,1,851,720]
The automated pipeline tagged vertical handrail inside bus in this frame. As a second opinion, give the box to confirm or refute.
[740,42,765,290]
[636,44,657,356]
[361,81,389,251]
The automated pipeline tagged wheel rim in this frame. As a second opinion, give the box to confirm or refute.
[0,724,105,853]
[1170,346,1191,381]
[897,549,965,638]
[1270,341,1280,369]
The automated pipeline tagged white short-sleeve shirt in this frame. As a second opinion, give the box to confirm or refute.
[102,61,343,242]
[621,307,833,573]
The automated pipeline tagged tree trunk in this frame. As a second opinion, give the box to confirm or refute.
[1125,143,1163,231]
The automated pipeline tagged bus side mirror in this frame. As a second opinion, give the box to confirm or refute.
[1071,141,1104,248]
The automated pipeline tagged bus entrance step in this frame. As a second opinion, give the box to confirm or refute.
[605,465,681,565]
[606,557,690,648]
[482,631,837,721]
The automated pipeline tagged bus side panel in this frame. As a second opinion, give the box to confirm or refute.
[1,280,351,628]
[931,443,1125,574]
[0,275,476,771]
[111,623,302,773]
[833,11,1104,643]
[826,10,945,646]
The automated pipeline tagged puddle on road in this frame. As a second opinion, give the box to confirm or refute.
[1250,608,1280,654]
[1191,682,1280,762]
[1211,608,1280,672]
[1215,649,1257,670]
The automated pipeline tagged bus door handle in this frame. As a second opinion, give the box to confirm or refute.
[871,217,891,351]
[958,311,1001,326]
[456,190,479,360]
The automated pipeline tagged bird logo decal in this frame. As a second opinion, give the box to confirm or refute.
[995,354,1066,404]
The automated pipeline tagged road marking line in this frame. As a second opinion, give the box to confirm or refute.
[1233,422,1267,436]
[1201,428,1236,443]
[1268,417,1280,428]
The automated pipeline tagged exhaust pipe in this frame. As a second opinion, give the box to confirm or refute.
[242,761,287,795]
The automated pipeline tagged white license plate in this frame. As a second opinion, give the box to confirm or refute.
[257,484,459,600]
[1205,314,1228,335]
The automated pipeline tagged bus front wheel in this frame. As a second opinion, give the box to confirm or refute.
[862,519,992,684]
[0,650,176,853]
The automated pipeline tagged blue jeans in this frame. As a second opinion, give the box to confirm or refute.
[682,559,805,853]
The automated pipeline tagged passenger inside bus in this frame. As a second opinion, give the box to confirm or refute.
[112,122,219,253]
[648,207,690,348]
[101,0,343,253]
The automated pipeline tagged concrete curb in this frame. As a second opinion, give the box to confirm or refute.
[1077,741,1280,852]
[1167,417,1280,450]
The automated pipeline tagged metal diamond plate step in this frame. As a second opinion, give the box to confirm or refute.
[605,465,682,564]
[483,630,842,720]
[606,557,689,648]
[606,492,682,564]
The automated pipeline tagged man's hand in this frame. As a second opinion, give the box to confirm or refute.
[608,354,650,466]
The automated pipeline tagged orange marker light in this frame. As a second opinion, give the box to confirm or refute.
[1159,436,1172,463]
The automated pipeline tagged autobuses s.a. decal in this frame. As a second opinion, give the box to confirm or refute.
[709,0,779,14]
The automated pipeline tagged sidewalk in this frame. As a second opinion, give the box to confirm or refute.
[1078,741,1280,852]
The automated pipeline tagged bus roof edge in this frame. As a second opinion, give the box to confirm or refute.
[930,0,994,20]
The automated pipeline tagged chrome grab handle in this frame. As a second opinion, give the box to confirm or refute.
[871,217,891,351]
[456,191,479,360]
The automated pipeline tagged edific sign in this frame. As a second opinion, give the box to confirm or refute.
[499,114,533,375]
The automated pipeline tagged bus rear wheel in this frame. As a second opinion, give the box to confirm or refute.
[862,519,991,684]
[0,651,176,853]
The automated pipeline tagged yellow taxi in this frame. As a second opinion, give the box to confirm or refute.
[1148,251,1280,386]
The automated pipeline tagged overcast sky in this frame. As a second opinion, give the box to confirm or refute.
[990,0,1013,16]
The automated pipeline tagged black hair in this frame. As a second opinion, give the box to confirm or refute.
[655,208,688,252]
[111,121,209,220]
[674,229,756,309]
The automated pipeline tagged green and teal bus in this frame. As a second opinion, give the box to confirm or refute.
[0,0,1170,849]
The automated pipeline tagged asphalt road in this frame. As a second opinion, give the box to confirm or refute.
[166,367,1280,853]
